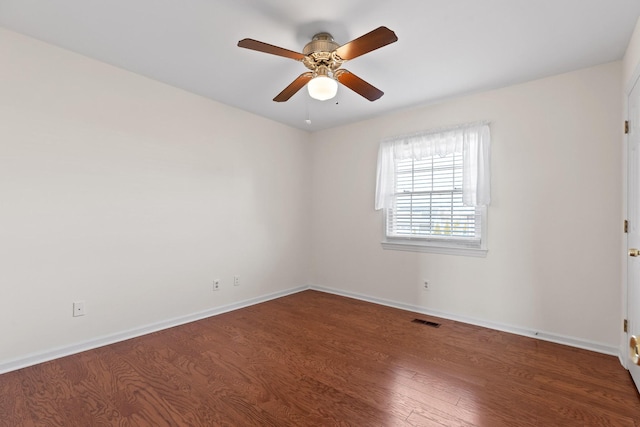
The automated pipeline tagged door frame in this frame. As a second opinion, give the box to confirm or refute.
[623,61,640,371]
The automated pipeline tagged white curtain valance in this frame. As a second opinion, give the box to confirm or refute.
[375,122,491,210]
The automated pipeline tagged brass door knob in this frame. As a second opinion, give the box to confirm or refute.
[631,336,640,366]
[629,249,640,257]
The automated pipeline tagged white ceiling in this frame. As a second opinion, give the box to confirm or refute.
[1,0,639,132]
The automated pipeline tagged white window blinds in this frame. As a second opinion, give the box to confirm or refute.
[390,153,479,240]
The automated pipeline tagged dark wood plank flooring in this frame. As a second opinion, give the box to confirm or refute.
[1,290,639,426]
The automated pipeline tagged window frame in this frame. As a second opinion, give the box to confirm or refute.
[377,122,490,257]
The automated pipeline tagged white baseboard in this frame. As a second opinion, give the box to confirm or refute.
[310,285,619,357]
[0,286,308,375]
[1,284,620,375]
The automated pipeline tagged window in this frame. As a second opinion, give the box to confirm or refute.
[375,122,490,256]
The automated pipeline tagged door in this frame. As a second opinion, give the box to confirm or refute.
[627,76,640,393]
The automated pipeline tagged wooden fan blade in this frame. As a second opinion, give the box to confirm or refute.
[334,27,398,61]
[273,72,314,102]
[238,39,305,61]
[334,69,384,101]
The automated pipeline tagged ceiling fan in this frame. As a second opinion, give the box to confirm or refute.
[237,26,398,102]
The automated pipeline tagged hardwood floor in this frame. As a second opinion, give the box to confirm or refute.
[1,290,639,426]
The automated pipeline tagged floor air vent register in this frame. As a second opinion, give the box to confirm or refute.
[412,318,441,328]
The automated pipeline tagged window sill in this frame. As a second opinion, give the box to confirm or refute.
[381,241,488,257]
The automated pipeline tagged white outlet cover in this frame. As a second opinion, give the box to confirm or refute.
[73,301,85,317]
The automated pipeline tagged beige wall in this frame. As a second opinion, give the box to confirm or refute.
[310,62,623,349]
[0,28,311,366]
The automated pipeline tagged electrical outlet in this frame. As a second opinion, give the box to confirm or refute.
[73,301,85,317]
[234,275,240,286]
[213,279,220,291]
[423,280,430,291]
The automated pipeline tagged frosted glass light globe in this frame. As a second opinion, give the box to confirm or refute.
[307,76,338,101]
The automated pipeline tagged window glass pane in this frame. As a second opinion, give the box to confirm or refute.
[387,152,478,241]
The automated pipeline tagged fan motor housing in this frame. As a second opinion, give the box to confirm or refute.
[303,33,339,55]
[302,32,343,72]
